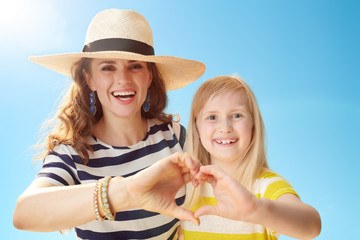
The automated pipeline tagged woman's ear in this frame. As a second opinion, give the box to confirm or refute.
[147,71,153,88]
[83,69,95,91]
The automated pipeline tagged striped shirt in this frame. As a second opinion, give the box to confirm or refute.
[34,119,186,240]
[181,171,299,240]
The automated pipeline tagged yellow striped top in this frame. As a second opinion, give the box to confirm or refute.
[181,171,299,240]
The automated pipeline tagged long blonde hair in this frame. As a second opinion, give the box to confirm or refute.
[36,58,172,164]
[185,75,269,207]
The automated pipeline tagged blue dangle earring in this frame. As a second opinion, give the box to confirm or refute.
[90,91,97,116]
[143,90,150,113]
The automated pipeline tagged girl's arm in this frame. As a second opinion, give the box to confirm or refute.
[255,193,321,239]
[13,152,200,232]
[195,165,321,240]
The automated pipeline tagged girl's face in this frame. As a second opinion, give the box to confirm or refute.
[85,59,152,119]
[196,89,254,165]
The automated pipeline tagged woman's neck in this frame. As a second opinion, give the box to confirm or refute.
[93,112,148,147]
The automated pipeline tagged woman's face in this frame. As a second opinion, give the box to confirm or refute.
[85,58,152,119]
[196,89,254,166]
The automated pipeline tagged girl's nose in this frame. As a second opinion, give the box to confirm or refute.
[219,118,233,133]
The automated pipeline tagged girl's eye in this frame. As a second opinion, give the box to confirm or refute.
[233,113,242,119]
[101,65,116,71]
[207,115,217,120]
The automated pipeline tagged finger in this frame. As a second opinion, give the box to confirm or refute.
[182,153,201,175]
[199,165,226,180]
[169,152,185,166]
[191,177,200,187]
[189,174,200,187]
[182,172,200,187]
[182,172,191,183]
[195,170,212,182]
[194,205,218,218]
[171,206,200,226]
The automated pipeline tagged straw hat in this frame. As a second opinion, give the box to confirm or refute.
[29,9,205,91]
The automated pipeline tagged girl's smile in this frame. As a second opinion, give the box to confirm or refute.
[196,89,254,168]
[214,137,238,145]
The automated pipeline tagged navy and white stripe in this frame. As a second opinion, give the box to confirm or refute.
[34,119,186,240]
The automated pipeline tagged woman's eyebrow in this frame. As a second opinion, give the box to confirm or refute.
[98,60,116,65]
[98,60,141,64]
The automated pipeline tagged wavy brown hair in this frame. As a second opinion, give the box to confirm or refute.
[36,58,172,164]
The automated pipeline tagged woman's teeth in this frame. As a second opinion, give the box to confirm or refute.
[112,91,136,99]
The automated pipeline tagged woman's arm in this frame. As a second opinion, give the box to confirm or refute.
[13,152,200,232]
[194,165,321,239]
[13,181,108,232]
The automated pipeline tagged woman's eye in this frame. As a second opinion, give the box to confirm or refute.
[207,115,217,120]
[129,64,143,70]
[233,113,242,119]
[102,65,115,71]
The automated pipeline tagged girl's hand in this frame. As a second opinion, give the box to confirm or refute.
[194,165,321,239]
[194,165,257,222]
[126,152,200,225]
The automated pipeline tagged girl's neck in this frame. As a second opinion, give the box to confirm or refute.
[93,112,148,147]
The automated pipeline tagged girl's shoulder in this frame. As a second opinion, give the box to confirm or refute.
[258,170,283,180]
[254,170,299,200]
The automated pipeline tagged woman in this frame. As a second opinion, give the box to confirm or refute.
[13,9,205,239]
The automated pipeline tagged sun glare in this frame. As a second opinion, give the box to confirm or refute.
[0,0,67,52]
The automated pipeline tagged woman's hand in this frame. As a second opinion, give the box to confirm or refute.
[194,165,257,221]
[125,152,201,225]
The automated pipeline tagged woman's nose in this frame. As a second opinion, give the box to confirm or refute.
[115,67,131,83]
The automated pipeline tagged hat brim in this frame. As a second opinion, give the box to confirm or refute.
[29,51,205,91]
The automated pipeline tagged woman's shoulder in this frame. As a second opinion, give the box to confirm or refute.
[50,140,91,159]
[148,119,186,148]
[51,142,76,155]
[149,118,184,127]
[148,119,186,136]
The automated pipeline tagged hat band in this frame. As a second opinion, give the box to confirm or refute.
[82,38,155,55]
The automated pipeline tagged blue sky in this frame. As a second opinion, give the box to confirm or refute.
[2,0,359,239]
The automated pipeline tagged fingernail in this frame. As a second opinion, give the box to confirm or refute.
[193,218,200,226]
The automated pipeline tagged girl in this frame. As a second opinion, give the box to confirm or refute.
[181,75,321,239]
[13,9,205,239]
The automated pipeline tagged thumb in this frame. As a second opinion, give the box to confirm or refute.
[171,206,200,226]
[194,205,218,218]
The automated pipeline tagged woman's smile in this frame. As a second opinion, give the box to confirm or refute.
[112,89,137,104]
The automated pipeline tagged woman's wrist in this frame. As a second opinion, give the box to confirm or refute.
[107,176,134,212]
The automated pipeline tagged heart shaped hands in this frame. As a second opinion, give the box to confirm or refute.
[124,153,257,225]
[125,152,201,225]
[192,165,257,222]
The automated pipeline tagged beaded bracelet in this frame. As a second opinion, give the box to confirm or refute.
[99,176,116,221]
[93,179,105,221]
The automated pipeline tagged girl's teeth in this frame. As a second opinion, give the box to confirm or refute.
[216,139,235,144]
